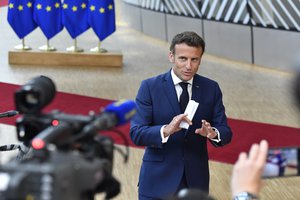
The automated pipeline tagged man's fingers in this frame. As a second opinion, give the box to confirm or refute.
[238,152,247,162]
[195,128,203,134]
[247,140,268,164]
[256,140,269,165]
[248,143,260,161]
[174,114,188,122]
[183,115,192,125]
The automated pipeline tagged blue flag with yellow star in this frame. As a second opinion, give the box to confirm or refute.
[62,0,90,39]
[7,0,37,39]
[88,0,116,41]
[33,0,63,39]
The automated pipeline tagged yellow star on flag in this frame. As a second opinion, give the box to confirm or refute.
[9,3,14,9]
[27,2,32,8]
[99,7,105,13]
[36,4,42,10]
[46,6,51,12]
[108,4,113,10]
[55,3,60,8]
[72,6,77,12]
[18,5,23,11]
[90,5,95,11]
[63,4,68,9]
[81,3,86,9]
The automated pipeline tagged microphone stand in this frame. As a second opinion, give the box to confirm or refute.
[0,110,19,118]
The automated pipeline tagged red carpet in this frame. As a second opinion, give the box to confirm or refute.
[1,82,300,164]
[0,0,7,7]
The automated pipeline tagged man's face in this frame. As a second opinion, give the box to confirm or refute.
[169,43,203,82]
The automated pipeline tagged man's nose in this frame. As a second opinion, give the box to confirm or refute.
[186,60,192,69]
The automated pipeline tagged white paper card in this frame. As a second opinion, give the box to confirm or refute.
[179,100,199,129]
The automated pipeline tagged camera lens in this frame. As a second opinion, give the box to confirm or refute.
[15,76,56,114]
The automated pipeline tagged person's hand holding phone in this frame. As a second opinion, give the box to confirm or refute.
[231,140,269,198]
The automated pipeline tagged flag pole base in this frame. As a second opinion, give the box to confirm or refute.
[66,46,84,53]
[90,47,107,53]
[38,45,56,52]
[14,44,32,51]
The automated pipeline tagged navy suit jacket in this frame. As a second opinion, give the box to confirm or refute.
[130,70,232,199]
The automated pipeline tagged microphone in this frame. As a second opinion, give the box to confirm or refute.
[0,110,19,118]
[83,99,136,134]
[104,99,136,125]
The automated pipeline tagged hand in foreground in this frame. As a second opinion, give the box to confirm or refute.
[163,114,192,137]
[231,140,269,198]
[195,120,217,139]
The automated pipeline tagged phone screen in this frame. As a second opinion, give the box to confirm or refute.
[262,147,300,178]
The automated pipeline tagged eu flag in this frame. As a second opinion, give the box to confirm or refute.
[88,0,116,41]
[7,0,37,39]
[33,0,63,39]
[62,0,90,39]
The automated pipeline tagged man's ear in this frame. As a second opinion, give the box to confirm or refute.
[168,51,175,63]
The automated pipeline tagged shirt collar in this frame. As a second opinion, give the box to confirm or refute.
[171,69,193,85]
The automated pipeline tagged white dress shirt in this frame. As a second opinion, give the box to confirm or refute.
[160,69,221,143]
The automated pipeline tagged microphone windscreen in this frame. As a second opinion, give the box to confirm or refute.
[104,100,136,125]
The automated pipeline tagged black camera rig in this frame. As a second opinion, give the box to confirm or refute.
[0,76,136,200]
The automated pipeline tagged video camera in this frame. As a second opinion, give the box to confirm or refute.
[0,76,136,200]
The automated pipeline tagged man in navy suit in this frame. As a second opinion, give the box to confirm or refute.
[130,31,233,200]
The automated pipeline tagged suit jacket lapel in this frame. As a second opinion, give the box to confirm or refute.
[163,70,181,115]
[191,76,201,101]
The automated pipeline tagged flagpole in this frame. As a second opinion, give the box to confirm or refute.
[66,38,84,52]
[39,39,56,51]
[14,38,32,51]
[90,40,107,53]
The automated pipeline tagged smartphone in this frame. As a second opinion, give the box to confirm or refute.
[262,147,300,178]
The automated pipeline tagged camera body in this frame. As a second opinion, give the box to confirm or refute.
[0,150,110,200]
[0,76,131,200]
[15,111,94,148]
